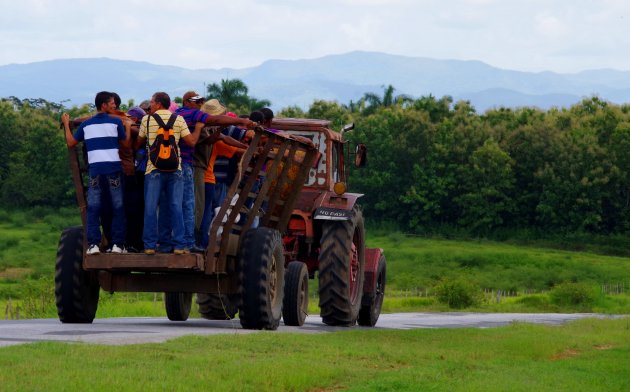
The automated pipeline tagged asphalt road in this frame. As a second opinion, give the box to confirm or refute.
[0,312,620,347]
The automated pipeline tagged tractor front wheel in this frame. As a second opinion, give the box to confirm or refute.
[318,206,366,326]
[283,261,308,326]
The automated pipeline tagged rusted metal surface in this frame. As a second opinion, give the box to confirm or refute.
[97,271,238,294]
[205,128,317,275]
[67,145,88,232]
[363,248,384,293]
[84,253,204,271]
[272,118,344,189]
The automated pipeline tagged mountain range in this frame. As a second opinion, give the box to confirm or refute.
[2,51,630,112]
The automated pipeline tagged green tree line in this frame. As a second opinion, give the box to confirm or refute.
[1,82,628,235]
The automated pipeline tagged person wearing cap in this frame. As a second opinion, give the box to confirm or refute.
[156,91,254,253]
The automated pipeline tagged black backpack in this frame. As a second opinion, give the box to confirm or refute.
[148,113,179,172]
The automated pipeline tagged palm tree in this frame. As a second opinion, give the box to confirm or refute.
[206,78,250,108]
[206,78,272,112]
[360,84,413,115]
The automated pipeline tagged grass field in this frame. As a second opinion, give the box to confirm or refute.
[0,208,630,318]
[0,318,628,391]
[1,208,629,317]
[1,209,629,390]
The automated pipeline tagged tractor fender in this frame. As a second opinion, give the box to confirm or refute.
[363,247,384,294]
[313,192,363,221]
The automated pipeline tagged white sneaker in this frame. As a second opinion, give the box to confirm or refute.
[87,244,100,255]
[109,244,126,254]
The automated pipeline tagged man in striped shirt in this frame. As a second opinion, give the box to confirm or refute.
[168,91,253,253]
[61,91,131,255]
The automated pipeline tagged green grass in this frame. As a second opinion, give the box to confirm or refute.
[370,233,630,293]
[0,318,628,391]
[0,207,79,280]
[1,208,629,315]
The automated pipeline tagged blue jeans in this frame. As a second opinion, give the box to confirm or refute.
[199,182,227,248]
[143,170,185,251]
[158,163,195,250]
[87,172,125,246]
[181,163,195,248]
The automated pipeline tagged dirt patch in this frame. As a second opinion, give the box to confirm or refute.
[0,267,32,279]
[550,349,580,361]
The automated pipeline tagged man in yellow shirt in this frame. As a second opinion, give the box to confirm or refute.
[135,92,203,254]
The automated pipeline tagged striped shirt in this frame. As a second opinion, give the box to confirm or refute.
[138,110,190,174]
[73,112,125,176]
[174,107,209,165]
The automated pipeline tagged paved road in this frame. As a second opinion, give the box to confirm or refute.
[0,313,619,347]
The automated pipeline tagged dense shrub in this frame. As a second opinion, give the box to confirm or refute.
[434,278,482,309]
[549,282,597,307]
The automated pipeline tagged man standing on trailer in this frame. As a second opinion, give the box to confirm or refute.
[61,91,131,255]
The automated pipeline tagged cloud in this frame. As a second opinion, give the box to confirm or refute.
[2,0,630,72]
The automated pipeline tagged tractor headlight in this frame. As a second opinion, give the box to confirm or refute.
[333,182,347,195]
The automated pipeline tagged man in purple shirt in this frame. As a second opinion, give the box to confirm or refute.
[158,91,254,253]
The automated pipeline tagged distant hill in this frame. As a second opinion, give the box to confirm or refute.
[2,51,630,112]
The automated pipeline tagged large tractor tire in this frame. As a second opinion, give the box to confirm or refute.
[282,261,309,326]
[196,293,239,320]
[358,255,386,327]
[318,206,366,326]
[55,226,100,323]
[239,227,285,330]
[164,292,192,321]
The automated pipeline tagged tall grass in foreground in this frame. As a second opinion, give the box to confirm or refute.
[0,318,628,391]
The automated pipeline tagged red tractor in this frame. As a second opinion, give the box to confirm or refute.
[273,118,387,327]
[56,117,385,329]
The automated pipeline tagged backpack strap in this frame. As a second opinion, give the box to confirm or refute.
[151,113,167,129]
[150,113,178,132]
[165,113,177,130]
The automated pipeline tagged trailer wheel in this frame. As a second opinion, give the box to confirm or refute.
[282,261,308,326]
[164,292,192,321]
[55,226,99,323]
[197,293,239,320]
[239,227,285,330]
[358,255,386,327]
[318,206,366,326]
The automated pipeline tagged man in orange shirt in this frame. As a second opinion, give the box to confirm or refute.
[198,138,246,248]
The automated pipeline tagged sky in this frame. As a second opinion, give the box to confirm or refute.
[1,0,630,73]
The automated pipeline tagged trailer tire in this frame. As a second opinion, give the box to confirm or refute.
[239,227,285,330]
[358,255,386,327]
[197,293,239,320]
[282,261,308,326]
[164,292,192,321]
[55,226,99,323]
[318,206,366,326]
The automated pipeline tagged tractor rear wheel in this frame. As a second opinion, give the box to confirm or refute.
[318,206,366,326]
[239,227,285,330]
[55,226,100,323]
[197,293,239,320]
[283,261,308,326]
[358,255,386,327]
[164,292,192,321]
